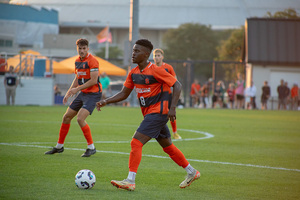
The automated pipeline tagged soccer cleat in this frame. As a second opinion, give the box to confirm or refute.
[44,147,64,155]
[111,179,135,191]
[179,169,201,188]
[173,132,182,140]
[81,148,96,157]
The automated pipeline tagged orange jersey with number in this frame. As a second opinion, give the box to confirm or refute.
[75,53,102,93]
[124,62,177,116]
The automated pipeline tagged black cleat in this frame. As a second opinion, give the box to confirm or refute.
[45,147,64,155]
[81,148,96,157]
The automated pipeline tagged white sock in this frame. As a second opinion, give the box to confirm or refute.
[184,164,195,174]
[56,143,64,149]
[127,171,136,182]
[88,143,95,150]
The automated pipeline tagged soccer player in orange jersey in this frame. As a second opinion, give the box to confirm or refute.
[45,38,102,157]
[153,48,182,140]
[96,39,200,191]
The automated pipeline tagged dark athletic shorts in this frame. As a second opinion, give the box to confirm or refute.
[137,113,171,138]
[69,92,102,115]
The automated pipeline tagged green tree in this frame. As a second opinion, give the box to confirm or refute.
[217,27,244,61]
[266,8,300,19]
[162,23,219,81]
[163,23,218,60]
[216,27,245,81]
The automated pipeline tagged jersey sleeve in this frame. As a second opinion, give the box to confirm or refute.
[168,64,176,77]
[89,57,99,73]
[123,70,135,89]
[153,66,177,87]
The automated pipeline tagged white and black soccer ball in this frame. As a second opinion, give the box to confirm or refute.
[75,169,96,189]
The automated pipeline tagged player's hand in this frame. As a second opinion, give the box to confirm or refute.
[96,100,107,111]
[69,88,78,96]
[63,93,71,105]
[168,108,176,122]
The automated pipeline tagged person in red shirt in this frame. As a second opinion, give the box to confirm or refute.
[45,38,102,157]
[227,83,235,109]
[96,39,200,191]
[153,48,182,140]
[190,79,201,108]
[290,83,299,110]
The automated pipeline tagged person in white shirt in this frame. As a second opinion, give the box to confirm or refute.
[244,81,257,109]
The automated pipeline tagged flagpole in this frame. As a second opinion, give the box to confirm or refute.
[105,22,109,60]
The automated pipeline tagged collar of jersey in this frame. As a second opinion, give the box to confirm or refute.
[79,53,90,61]
[139,62,152,72]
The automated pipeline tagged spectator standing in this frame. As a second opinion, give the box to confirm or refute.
[290,83,299,110]
[244,81,256,110]
[4,65,19,105]
[190,79,201,108]
[100,72,111,99]
[218,81,225,106]
[212,84,223,108]
[235,73,245,109]
[200,83,209,108]
[277,79,287,110]
[249,81,257,109]
[261,81,270,110]
[284,82,290,109]
[212,81,225,108]
[227,83,235,109]
[54,84,62,96]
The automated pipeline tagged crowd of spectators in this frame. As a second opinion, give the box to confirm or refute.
[189,75,299,111]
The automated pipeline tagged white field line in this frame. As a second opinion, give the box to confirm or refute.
[1,120,299,172]
[0,142,299,173]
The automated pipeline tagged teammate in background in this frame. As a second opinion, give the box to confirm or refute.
[153,48,182,140]
[96,39,200,191]
[45,38,102,157]
[4,65,19,105]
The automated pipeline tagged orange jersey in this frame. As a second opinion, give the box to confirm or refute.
[158,62,176,77]
[190,83,201,95]
[124,62,177,116]
[291,86,299,97]
[75,53,102,93]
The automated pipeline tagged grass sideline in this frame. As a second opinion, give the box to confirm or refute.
[0,105,299,200]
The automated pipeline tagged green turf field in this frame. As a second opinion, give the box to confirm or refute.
[0,106,299,200]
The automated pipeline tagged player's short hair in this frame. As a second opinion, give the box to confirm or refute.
[76,38,89,46]
[135,39,153,53]
[153,48,164,55]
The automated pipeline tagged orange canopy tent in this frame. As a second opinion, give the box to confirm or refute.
[59,55,127,76]
[6,50,74,74]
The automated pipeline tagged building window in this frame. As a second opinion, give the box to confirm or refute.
[5,40,12,47]
[0,39,13,47]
